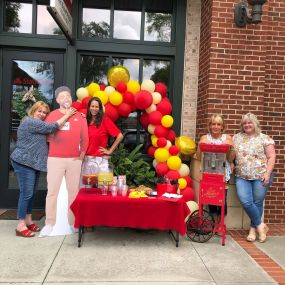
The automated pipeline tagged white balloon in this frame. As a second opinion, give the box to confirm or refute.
[76,87,89,101]
[141,79,155,93]
[185,201,199,222]
[152,159,158,168]
[165,140,172,150]
[146,104,157,113]
[104,86,115,95]
[178,163,190,176]
[147,124,156,134]
[152,92,162,105]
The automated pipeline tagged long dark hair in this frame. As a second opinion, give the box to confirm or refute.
[87,97,104,127]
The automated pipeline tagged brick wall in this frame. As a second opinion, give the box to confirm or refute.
[196,0,285,224]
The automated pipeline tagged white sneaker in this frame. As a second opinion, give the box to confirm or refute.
[39,225,53,237]
[70,225,79,233]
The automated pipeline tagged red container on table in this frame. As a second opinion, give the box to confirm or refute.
[156,183,178,196]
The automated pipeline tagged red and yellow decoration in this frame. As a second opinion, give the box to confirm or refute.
[72,66,196,181]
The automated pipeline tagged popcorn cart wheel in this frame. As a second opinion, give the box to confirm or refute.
[186,209,214,243]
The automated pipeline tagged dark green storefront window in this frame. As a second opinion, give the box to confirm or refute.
[81,0,173,43]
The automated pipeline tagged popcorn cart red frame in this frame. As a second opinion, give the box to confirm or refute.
[186,143,230,246]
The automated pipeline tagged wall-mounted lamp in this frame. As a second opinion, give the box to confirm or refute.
[234,0,267,28]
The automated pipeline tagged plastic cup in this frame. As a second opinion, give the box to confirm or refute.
[101,185,108,195]
[110,185,118,197]
[121,185,128,197]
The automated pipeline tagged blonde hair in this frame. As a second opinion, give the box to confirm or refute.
[240,113,261,135]
[28,101,50,117]
[207,114,226,133]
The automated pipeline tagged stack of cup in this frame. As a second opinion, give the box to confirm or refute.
[117,175,128,196]
[109,176,118,197]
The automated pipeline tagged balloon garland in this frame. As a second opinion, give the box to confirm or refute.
[74,66,196,192]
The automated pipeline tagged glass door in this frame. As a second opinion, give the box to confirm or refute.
[0,50,64,208]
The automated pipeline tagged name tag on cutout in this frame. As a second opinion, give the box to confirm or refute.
[60,122,70,131]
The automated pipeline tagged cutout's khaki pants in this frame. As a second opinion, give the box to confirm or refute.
[45,157,82,225]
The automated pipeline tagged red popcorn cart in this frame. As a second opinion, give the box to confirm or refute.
[186,143,230,246]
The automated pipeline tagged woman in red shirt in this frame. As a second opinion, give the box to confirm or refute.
[83,97,123,184]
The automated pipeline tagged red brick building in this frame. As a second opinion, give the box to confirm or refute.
[195,0,285,224]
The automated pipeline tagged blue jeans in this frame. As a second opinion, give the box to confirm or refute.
[11,160,40,220]
[235,174,274,228]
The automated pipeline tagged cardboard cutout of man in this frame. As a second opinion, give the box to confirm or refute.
[40,86,88,237]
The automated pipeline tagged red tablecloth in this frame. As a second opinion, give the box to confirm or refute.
[71,189,190,235]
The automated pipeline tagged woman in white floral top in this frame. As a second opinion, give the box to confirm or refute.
[232,113,276,243]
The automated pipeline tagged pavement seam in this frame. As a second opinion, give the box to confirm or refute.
[229,225,285,285]
[190,241,217,284]
[42,235,67,285]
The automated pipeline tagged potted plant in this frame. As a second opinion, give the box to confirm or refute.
[111,144,157,187]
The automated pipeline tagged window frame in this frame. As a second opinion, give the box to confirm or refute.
[78,0,176,45]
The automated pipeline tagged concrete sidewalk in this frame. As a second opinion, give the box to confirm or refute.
[1,219,284,284]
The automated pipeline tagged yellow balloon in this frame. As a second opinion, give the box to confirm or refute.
[178,163,190,176]
[141,79,155,93]
[167,155,182,170]
[93,90,109,105]
[178,178,187,190]
[87,82,100,96]
[175,136,196,155]
[151,134,157,141]
[154,148,170,163]
[76,87,89,101]
[127,80,140,95]
[161,115,174,128]
[107,66,130,87]
[109,91,123,106]
[151,136,158,147]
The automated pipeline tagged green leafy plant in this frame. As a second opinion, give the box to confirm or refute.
[111,144,157,187]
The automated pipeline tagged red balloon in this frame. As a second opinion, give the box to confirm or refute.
[148,111,163,125]
[156,162,169,177]
[154,125,169,138]
[181,187,195,202]
[157,137,167,148]
[167,129,176,142]
[123,91,135,105]
[157,98,172,115]
[155,82,168,98]
[99,84,106,90]
[182,176,193,187]
[116,82,127,93]
[166,170,180,180]
[169,145,180,156]
[147,146,156,158]
[117,103,131,117]
[140,113,149,128]
[105,103,119,121]
[134,90,153,110]
[78,108,87,116]
[72,101,82,110]
[81,96,91,109]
